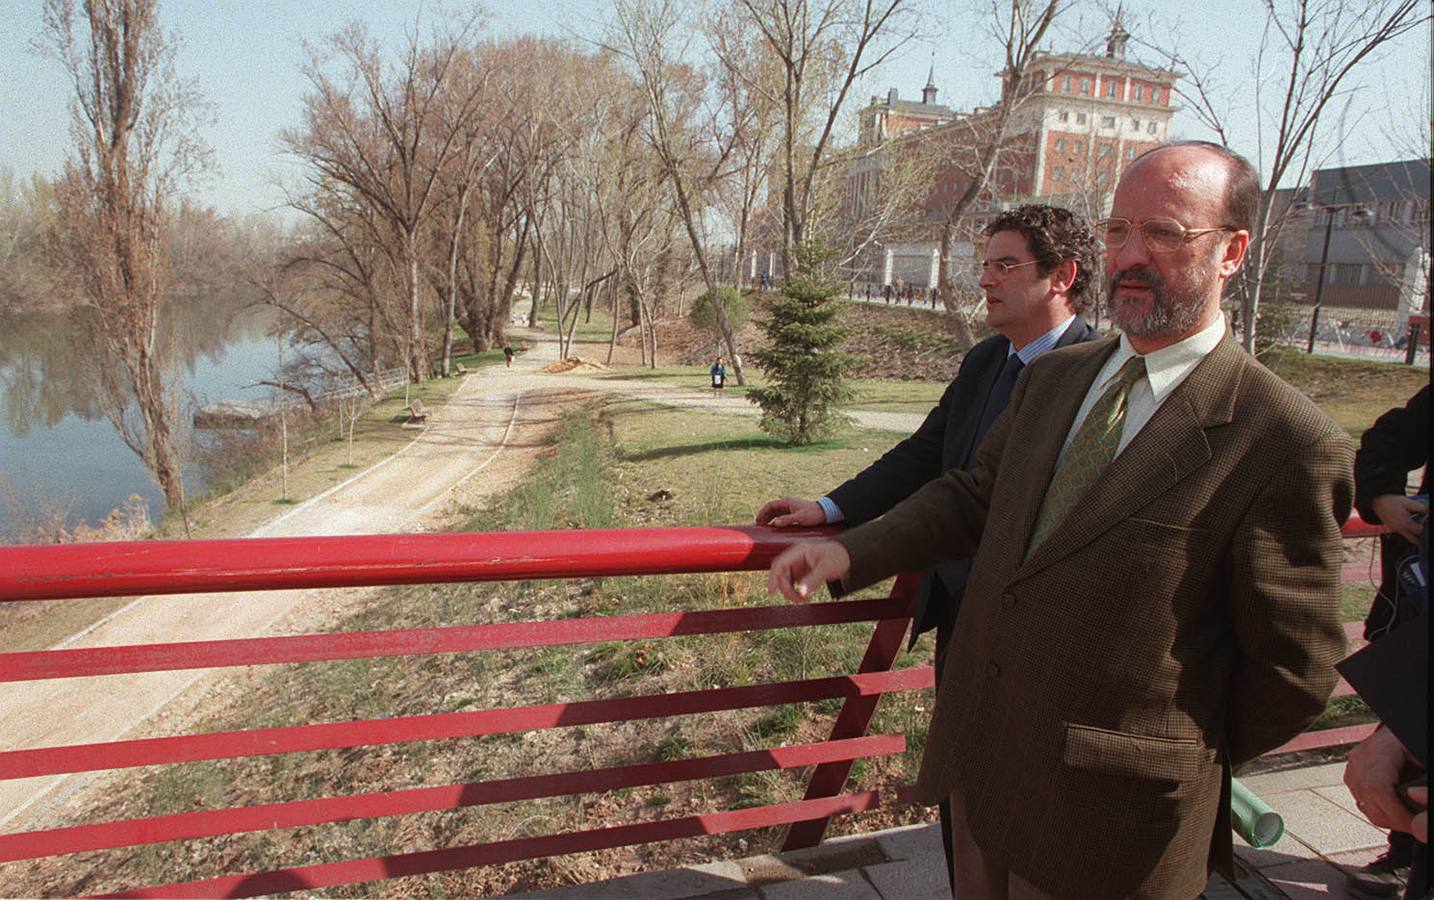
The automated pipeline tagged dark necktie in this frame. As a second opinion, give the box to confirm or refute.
[966,353,1025,467]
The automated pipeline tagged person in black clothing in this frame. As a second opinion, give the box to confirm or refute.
[1347,384,1429,899]
[756,204,1101,893]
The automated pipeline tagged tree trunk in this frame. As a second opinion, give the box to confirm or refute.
[937,220,975,347]
[405,229,425,383]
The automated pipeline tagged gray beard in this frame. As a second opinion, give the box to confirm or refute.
[1107,267,1209,341]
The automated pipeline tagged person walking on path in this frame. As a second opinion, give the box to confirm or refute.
[758,203,1103,894]
[709,355,727,394]
[503,344,515,368]
[767,142,1353,900]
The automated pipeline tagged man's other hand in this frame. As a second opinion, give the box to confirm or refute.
[756,497,826,528]
[1344,725,1420,835]
[1370,493,1428,544]
[767,541,851,604]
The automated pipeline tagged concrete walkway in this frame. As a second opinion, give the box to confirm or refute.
[508,759,1386,899]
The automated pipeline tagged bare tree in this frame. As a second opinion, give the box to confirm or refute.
[286,16,483,383]
[609,0,750,383]
[929,0,1062,333]
[724,0,922,275]
[41,0,210,535]
[1148,0,1427,352]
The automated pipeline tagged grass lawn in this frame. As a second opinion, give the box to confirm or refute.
[596,365,947,415]
[1259,347,1428,440]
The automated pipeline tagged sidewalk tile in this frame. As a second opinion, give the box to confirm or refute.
[1241,763,1348,796]
[1311,784,1367,820]
[504,860,748,899]
[1270,790,1387,854]
[1235,828,1321,869]
[758,868,882,900]
[1327,847,1387,872]
[1259,858,1354,899]
[874,823,942,862]
[862,858,949,899]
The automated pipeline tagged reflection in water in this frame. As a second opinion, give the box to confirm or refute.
[0,291,279,536]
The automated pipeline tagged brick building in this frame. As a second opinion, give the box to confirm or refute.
[845,18,1181,288]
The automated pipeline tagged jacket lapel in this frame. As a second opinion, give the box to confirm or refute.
[949,337,1010,467]
[1015,336,1245,580]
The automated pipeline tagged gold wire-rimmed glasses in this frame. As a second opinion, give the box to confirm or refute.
[979,258,1041,277]
[1096,217,1236,252]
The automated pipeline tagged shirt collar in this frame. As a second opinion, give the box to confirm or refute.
[1011,315,1078,366]
[1109,314,1228,403]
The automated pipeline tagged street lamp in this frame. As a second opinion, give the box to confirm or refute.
[1296,199,1373,354]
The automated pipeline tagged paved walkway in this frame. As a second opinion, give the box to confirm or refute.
[507,758,1385,899]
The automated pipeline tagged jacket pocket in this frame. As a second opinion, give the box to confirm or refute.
[1062,722,1214,783]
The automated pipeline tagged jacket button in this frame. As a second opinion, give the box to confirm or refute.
[986,662,1000,678]
[1002,592,1017,609]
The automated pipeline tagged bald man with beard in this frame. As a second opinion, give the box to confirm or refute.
[766,142,1353,899]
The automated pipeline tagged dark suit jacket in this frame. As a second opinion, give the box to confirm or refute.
[826,319,1100,648]
[835,336,1353,900]
[1354,385,1429,638]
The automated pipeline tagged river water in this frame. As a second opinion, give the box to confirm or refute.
[0,301,282,537]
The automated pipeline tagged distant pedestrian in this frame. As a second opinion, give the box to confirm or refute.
[503,344,514,367]
[864,284,872,301]
[883,284,892,304]
[709,356,727,394]
[929,285,940,308]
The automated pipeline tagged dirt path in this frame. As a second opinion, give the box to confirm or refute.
[0,324,923,836]
[0,325,574,833]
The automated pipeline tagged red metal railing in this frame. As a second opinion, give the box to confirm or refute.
[0,526,929,898]
[0,516,1387,897]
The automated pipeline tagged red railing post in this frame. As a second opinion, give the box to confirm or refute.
[782,572,924,850]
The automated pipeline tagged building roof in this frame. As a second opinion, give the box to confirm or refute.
[1312,158,1430,206]
[879,98,954,116]
[1027,50,1179,81]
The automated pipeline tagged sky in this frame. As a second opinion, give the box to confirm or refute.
[1,0,1427,220]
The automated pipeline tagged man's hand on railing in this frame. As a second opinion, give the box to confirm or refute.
[756,497,827,528]
[768,541,851,604]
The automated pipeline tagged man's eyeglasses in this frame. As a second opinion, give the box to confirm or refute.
[979,258,1040,277]
[1096,217,1236,252]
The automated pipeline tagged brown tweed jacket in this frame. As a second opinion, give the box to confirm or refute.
[836,336,1353,900]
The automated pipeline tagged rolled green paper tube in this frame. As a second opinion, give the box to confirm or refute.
[1231,777,1285,848]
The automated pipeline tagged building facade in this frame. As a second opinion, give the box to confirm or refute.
[845,19,1180,287]
[1297,159,1430,320]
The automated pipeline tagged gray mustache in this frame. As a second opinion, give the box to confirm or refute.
[1109,267,1163,289]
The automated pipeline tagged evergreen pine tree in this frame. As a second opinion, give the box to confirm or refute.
[748,244,854,445]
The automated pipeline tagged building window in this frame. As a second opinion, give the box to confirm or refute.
[1062,74,1072,91]
[1099,142,1113,156]
[1125,146,1137,159]
[1077,111,1087,124]
[1134,84,1145,102]
[1055,137,1066,151]
[1106,80,1119,98]
[1080,77,1091,93]
[1052,166,1064,182]
[1059,110,1069,123]
[1147,120,1157,134]
[1101,115,1116,128]
[1130,118,1140,129]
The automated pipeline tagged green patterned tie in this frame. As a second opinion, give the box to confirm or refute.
[1026,355,1147,558]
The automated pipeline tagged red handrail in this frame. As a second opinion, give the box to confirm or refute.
[0,525,835,601]
[0,516,1384,602]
